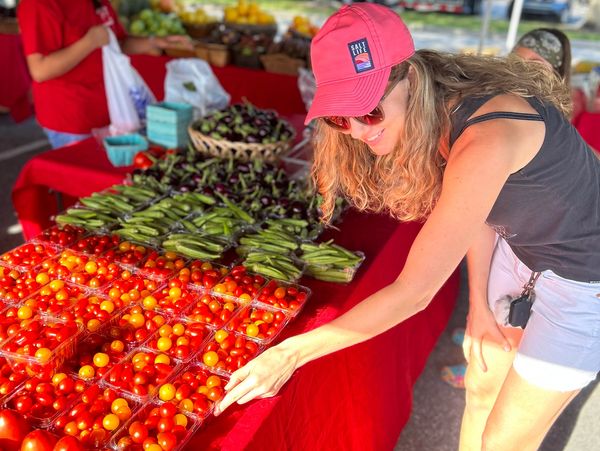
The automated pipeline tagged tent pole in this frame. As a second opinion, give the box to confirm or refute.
[477,0,494,55]
[506,0,525,52]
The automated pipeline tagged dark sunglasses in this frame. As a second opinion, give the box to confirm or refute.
[323,76,403,131]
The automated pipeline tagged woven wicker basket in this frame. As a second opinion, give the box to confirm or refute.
[260,53,306,76]
[188,126,295,162]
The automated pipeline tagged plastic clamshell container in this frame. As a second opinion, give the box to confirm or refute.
[0,265,48,305]
[303,251,366,284]
[61,330,135,382]
[22,279,90,319]
[158,362,229,420]
[197,329,264,377]
[109,400,201,451]
[55,205,118,233]
[0,305,24,348]
[210,265,269,304]
[137,249,189,282]
[2,373,86,428]
[31,224,89,250]
[68,232,122,258]
[0,355,28,405]
[100,273,164,308]
[239,250,306,284]
[174,259,229,293]
[45,250,122,292]
[141,319,211,363]
[101,347,181,404]
[0,242,59,272]
[226,303,291,346]
[160,230,233,263]
[254,279,312,317]
[103,134,148,167]
[176,210,249,240]
[150,282,202,319]
[0,317,84,376]
[101,241,156,271]
[101,302,169,348]
[259,215,324,242]
[52,384,142,449]
[182,291,242,330]
[63,291,123,335]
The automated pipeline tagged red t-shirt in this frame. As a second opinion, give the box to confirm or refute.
[18,0,127,134]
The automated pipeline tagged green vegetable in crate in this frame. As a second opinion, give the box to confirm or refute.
[112,192,216,242]
[238,228,298,254]
[191,102,294,144]
[299,240,365,283]
[242,250,303,282]
[161,233,229,260]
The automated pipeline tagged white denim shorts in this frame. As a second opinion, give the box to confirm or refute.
[488,238,600,392]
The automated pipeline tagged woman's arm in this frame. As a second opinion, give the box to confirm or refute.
[215,96,543,414]
[121,35,193,55]
[26,25,109,83]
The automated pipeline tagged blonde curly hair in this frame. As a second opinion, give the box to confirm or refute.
[312,50,572,223]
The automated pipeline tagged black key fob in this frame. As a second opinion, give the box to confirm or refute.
[508,295,533,329]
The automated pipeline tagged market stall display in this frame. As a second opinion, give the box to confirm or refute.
[0,119,377,448]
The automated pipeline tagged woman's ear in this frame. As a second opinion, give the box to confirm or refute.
[407,65,416,90]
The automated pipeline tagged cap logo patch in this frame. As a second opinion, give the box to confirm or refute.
[348,38,374,73]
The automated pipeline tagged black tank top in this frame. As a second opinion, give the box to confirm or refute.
[450,95,600,283]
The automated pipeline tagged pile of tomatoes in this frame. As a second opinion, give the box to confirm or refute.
[0,224,311,450]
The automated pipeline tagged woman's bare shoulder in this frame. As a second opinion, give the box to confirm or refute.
[470,93,538,119]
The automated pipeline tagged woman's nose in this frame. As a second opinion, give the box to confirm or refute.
[348,119,369,140]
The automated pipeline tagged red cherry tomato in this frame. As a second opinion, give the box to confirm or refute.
[0,409,30,451]
[20,430,57,451]
[53,436,84,451]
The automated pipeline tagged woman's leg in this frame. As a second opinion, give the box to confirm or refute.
[459,326,523,451]
[481,368,579,451]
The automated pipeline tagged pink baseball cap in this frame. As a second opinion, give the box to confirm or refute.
[305,4,415,125]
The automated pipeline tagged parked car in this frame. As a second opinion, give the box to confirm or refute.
[507,0,572,23]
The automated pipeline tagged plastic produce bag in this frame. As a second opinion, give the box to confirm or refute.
[102,29,155,133]
[164,58,230,119]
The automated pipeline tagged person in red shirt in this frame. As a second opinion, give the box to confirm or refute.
[17,0,190,148]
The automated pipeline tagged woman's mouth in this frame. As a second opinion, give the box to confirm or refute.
[364,129,384,145]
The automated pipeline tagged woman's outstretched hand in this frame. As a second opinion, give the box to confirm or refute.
[214,343,300,416]
[463,305,511,372]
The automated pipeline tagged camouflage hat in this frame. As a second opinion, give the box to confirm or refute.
[515,29,563,72]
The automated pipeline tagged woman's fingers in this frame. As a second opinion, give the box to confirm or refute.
[215,376,254,415]
[224,366,250,392]
[491,324,512,352]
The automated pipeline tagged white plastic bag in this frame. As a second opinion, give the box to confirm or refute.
[102,29,155,133]
[164,58,230,119]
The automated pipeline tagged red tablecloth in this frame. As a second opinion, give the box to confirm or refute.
[573,110,600,152]
[0,33,33,122]
[11,56,460,449]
